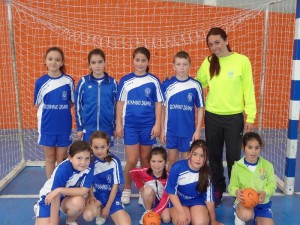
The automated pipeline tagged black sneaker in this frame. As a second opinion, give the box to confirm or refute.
[214,191,223,208]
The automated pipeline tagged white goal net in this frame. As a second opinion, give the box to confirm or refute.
[0,0,297,191]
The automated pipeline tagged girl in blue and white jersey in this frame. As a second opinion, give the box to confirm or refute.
[165,139,224,225]
[83,131,131,225]
[75,49,117,145]
[34,47,74,178]
[34,140,94,225]
[115,47,163,205]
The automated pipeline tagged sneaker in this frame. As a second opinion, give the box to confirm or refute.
[234,212,246,225]
[66,221,80,225]
[214,191,223,208]
[121,189,131,205]
[33,202,38,216]
[138,191,143,205]
[95,216,106,225]
[139,210,151,225]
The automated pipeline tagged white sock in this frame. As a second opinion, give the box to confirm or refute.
[66,220,78,225]
[234,213,245,225]
[123,189,131,193]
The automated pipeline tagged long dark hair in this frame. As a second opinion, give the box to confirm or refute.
[89,131,113,162]
[147,146,168,179]
[206,27,232,78]
[45,46,66,74]
[133,47,150,73]
[189,139,212,193]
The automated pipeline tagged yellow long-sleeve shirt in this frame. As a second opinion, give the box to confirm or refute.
[196,52,256,123]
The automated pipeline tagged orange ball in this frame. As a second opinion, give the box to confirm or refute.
[241,188,259,208]
[143,211,161,225]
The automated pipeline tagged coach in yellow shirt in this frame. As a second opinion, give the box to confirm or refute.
[196,27,256,208]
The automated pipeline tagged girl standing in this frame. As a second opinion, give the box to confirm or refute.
[75,48,117,145]
[83,131,131,225]
[115,47,163,204]
[34,140,94,225]
[165,139,224,225]
[228,132,276,225]
[34,46,74,178]
[130,146,171,224]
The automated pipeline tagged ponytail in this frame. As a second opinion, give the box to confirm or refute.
[206,27,232,78]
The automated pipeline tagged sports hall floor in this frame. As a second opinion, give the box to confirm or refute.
[1,135,300,225]
[1,163,300,225]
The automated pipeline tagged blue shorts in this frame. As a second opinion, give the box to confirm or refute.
[169,197,206,208]
[166,136,191,152]
[233,201,273,222]
[34,196,61,218]
[38,133,72,147]
[254,201,273,220]
[83,130,114,147]
[102,196,124,215]
[124,126,156,145]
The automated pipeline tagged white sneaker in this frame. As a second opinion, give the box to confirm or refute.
[138,191,143,205]
[234,212,245,225]
[95,216,106,225]
[139,210,151,225]
[33,202,38,216]
[121,189,131,205]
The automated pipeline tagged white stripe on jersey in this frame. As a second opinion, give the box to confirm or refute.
[75,77,86,127]
[36,76,74,105]
[66,167,91,187]
[36,79,51,106]
[164,79,203,107]
[119,75,163,101]
[177,170,198,186]
[94,158,122,184]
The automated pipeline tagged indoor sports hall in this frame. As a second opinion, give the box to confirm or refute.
[0,0,299,224]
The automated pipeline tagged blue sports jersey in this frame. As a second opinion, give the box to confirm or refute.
[39,159,94,198]
[117,72,163,128]
[75,73,117,137]
[92,155,124,206]
[34,74,74,135]
[165,159,214,206]
[161,76,204,138]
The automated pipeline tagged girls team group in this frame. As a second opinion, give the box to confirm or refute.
[33,27,276,225]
